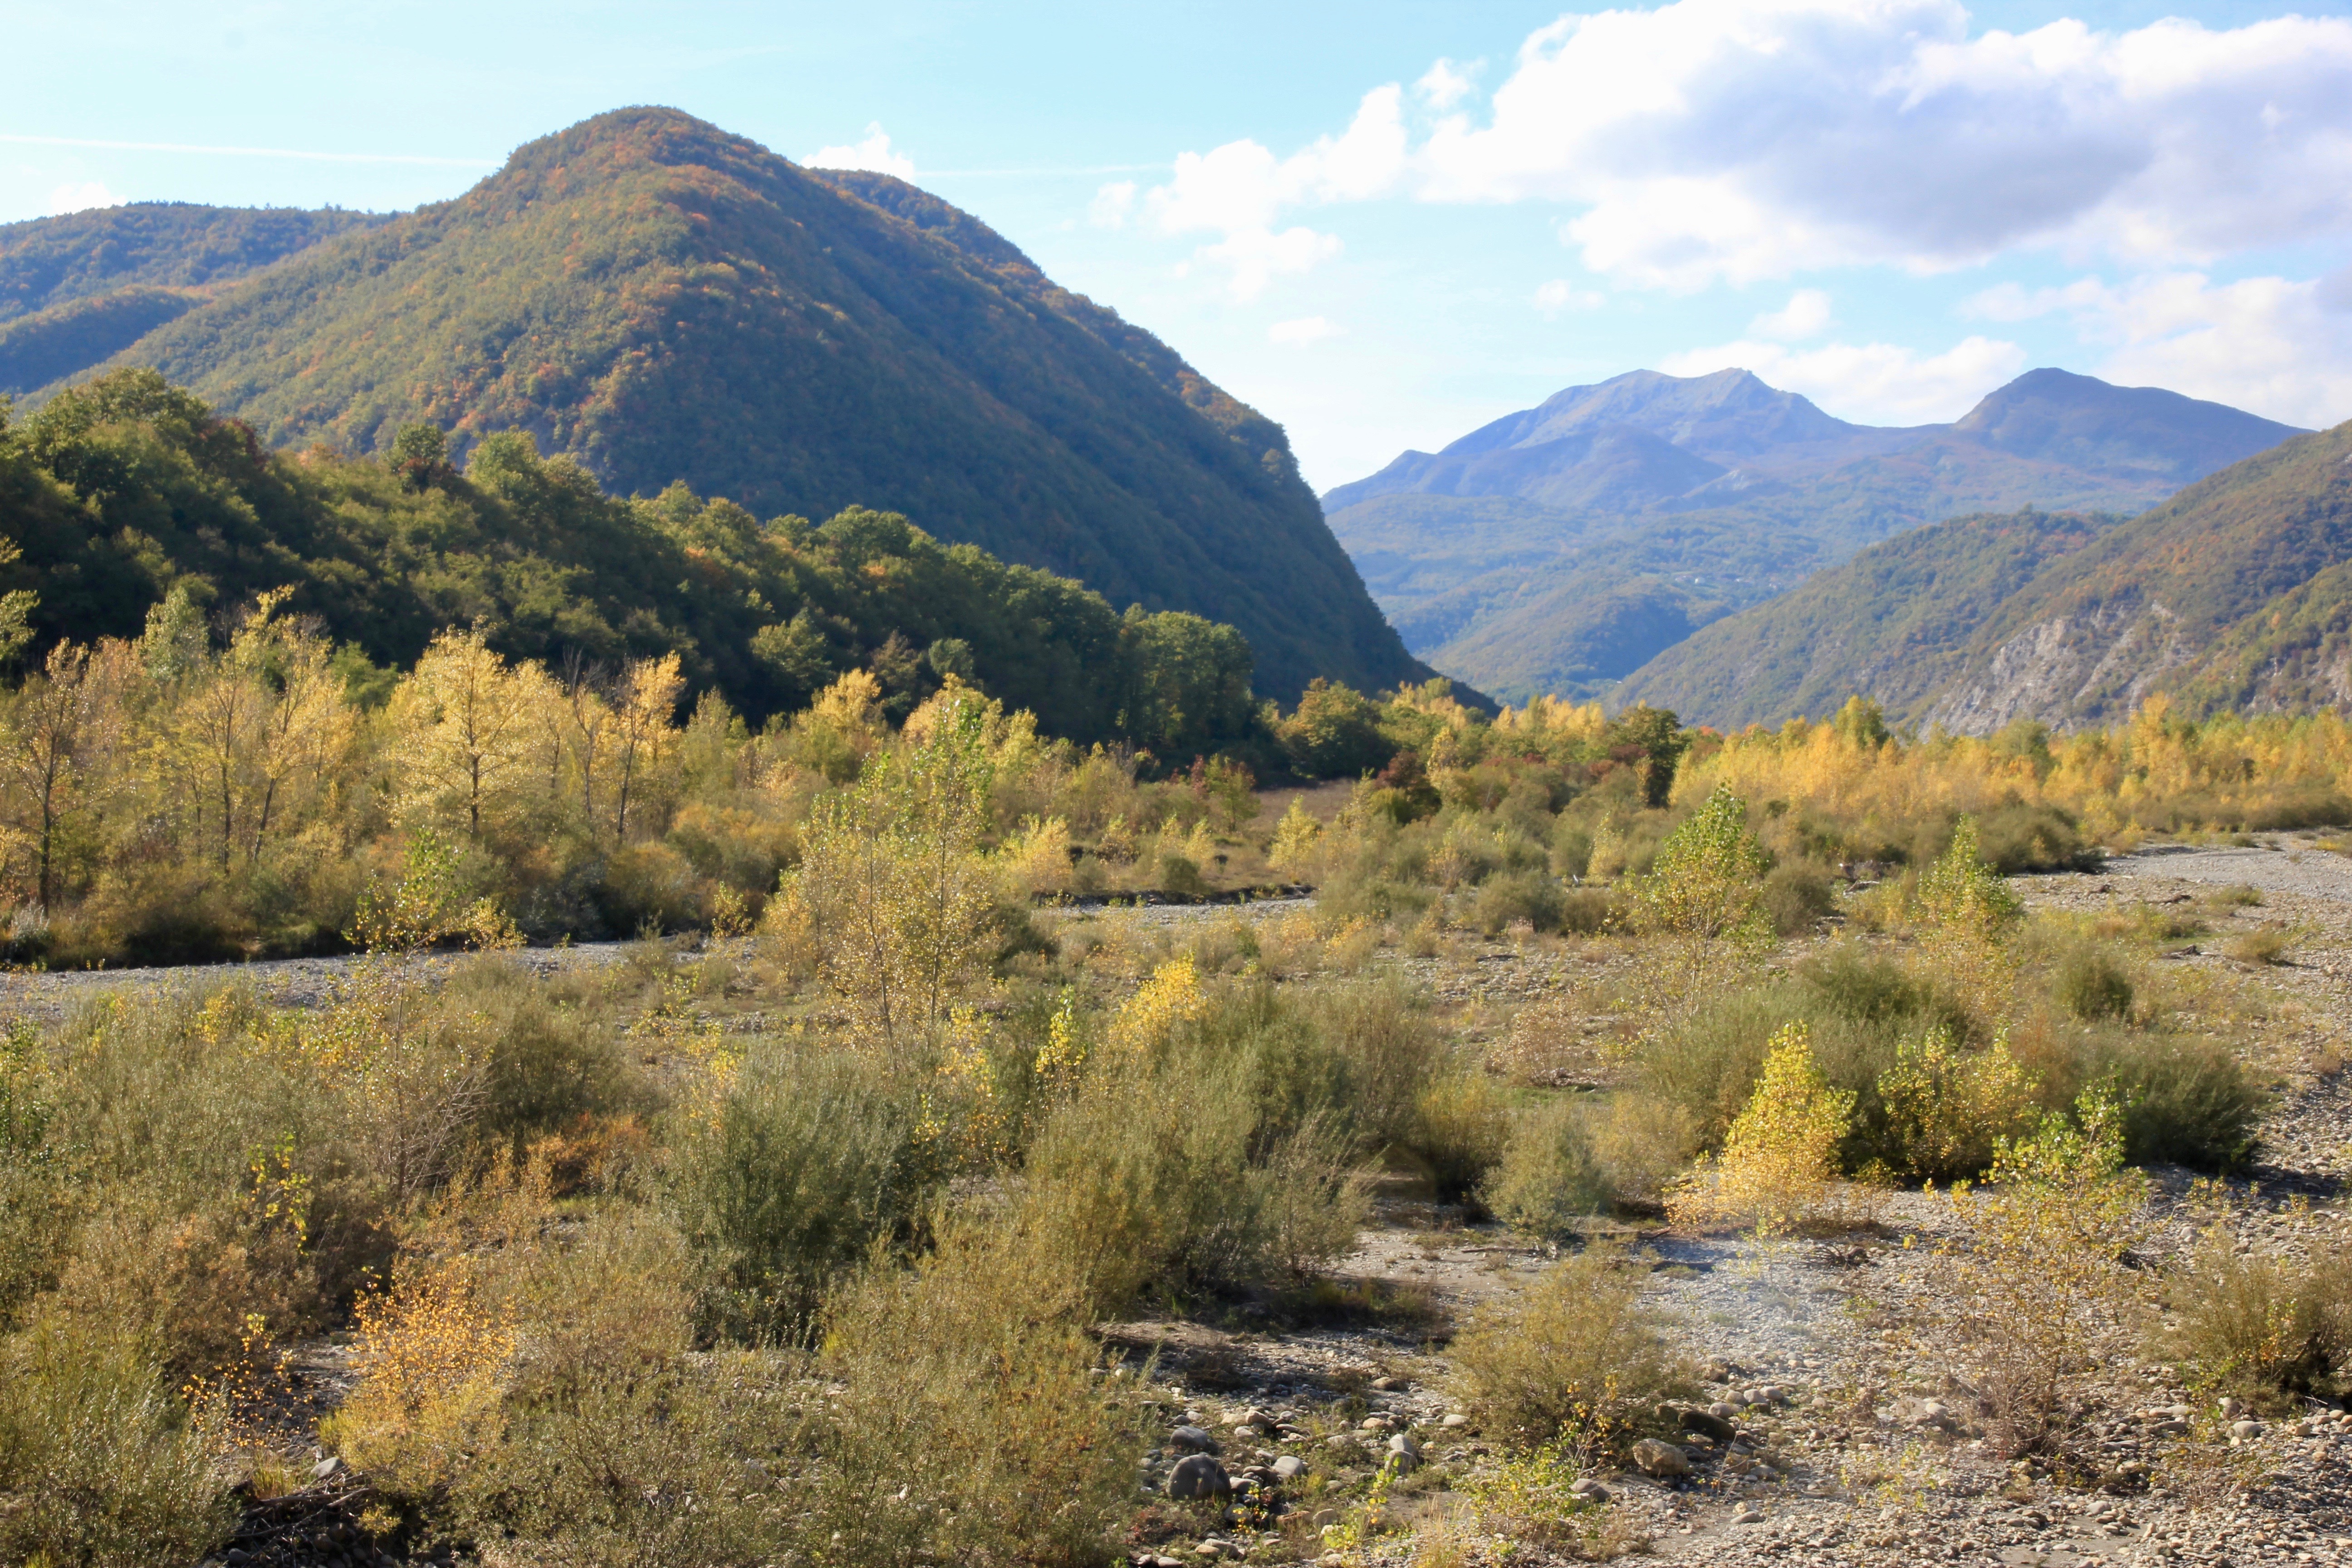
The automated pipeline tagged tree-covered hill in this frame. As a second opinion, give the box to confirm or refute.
[0,201,383,325]
[29,108,1426,702]
[0,369,1263,756]
[1617,418,2352,730]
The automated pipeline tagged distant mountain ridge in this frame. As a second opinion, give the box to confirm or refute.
[1324,367,2306,705]
[11,109,1429,702]
[1616,418,2352,731]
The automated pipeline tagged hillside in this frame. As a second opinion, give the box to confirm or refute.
[0,202,382,395]
[0,368,1264,755]
[1326,368,2303,704]
[1617,420,2352,730]
[27,109,1424,701]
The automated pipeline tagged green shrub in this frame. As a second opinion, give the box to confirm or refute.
[1300,976,1445,1153]
[1762,861,1836,936]
[0,1318,232,1567]
[2054,946,2135,1022]
[1449,1240,1694,1453]
[2073,1031,2264,1171]
[673,1046,941,1340]
[1406,1070,1512,1205]
[1472,869,1566,935]
[441,958,651,1160]
[1553,887,1616,934]
[1973,803,2099,872]
[1483,1097,1610,1238]
[2159,1231,2352,1409]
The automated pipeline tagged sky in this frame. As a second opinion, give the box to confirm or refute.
[7,0,2352,491]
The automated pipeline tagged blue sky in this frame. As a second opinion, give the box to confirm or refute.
[7,0,2352,490]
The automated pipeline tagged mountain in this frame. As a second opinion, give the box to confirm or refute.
[19,109,1424,702]
[0,202,384,395]
[1325,368,2305,704]
[1617,419,2352,730]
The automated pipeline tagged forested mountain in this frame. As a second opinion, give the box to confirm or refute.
[1326,368,2303,704]
[16,108,1425,701]
[0,369,1264,755]
[0,202,383,396]
[1617,419,2352,730]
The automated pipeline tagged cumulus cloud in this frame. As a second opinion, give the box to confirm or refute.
[1659,333,2028,425]
[1138,0,2352,291]
[1965,271,2352,428]
[1416,58,1479,109]
[1749,289,1834,342]
[804,124,915,180]
[1089,181,1137,229]
[1534,279,1604,315]
[1269,315,1343,346]
[46,181,121,215]
[1137,84,1405,295]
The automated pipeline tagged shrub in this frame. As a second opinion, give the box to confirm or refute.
[0,1317,233,1567]
[1669,1022,1854,1234]
[1585,1092,1699,1204]
[2054,946,2135,1021]
[2225,924,2292,965]
[1974,803,2098,873]
[1472,869,1566,935]
[2159,1226,2352,1409]
[320,1254,516,1499]
[1483,1097,1610,1239]
[1762,861,1835,936]
[1873,1029,2040,1183]
[1623,786,1769,944]
[672,1044,940,1340]
[815,1219,1152,1568]
[1928,1090,2147,1457]
[1303,976,1446,1153]
[2073,1030,2264,1171]
[1450,1240,1693,1453]
[441,958,650,1161]
[1407,1070,1512,1205]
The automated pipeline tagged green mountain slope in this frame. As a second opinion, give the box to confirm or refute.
[42,108,1422,701]
[1327,368,2303,705]
[0,368,1263,754]
[0,201,382,324]
[1617,420,2352,730]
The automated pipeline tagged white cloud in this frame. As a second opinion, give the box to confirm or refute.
[1658,333,2029,425]
[804,124,915,180]
[46,181,120,215]
[1965,271,2352,428]
[1201,226,1343,302]
[1089,180,1137,229]
[1140,2,2352,291]
[1269,315,1343,346]
[1138,84,1405,296]
[1749,289,1833,342]
[1416,58,1479,110]
[1534,279,1604,315]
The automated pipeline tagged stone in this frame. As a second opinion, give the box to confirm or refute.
[1312,1508,1342,1529]
[1676,1404,1737,1443]
[1358,1415,1394,1432]
[1167,1455,1230,1500]
[1388,1432,1422,1459]
[1324,1435,1357,1450]
[1273,1455,1306,1480]
[1171,1426,1218,1452]
[1631,1438,1692,1478]
[1372,1376,1407,1392]
[1441,1412,1470,1428]
[1569,1477,1610,1502]
[1733,1507,1764,1525]
[312,1455,341,1481]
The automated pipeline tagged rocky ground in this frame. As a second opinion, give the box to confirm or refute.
[1086,835,2352,1567]
[74,836,2352,1567]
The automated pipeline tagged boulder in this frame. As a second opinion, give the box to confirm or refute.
[1272,1455,1306,1480]
[1171,1426,1218,1453]
[1674,1404,1737,1443]
[1630,1439,1691,1478]
[1167,1455,1230,1500]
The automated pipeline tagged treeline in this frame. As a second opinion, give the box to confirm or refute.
[0,369,1257,750]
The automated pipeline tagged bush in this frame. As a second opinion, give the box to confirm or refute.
[1873,1029,2040,1183]
[1472,869,1565,935]
[1301,977,1446,1153]
[1762,861,1835,936]
[2225,924,2292,965]
[1483,1097,1610,1238]
[441,958,651,1161]
[0,1318,232,1567]
[2054,946,2136,1021]
[1406,1070,1512,1205]
[2073,1030,2264,1171]
[1450,1240,1693,1452]
[673,1046,941,1340]
[2160,1230,2352,1409]
[1668,1022,1854,1234]
[1973,803,2099,873]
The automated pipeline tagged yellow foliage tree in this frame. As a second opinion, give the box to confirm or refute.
[1670,1021,1854,1235]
